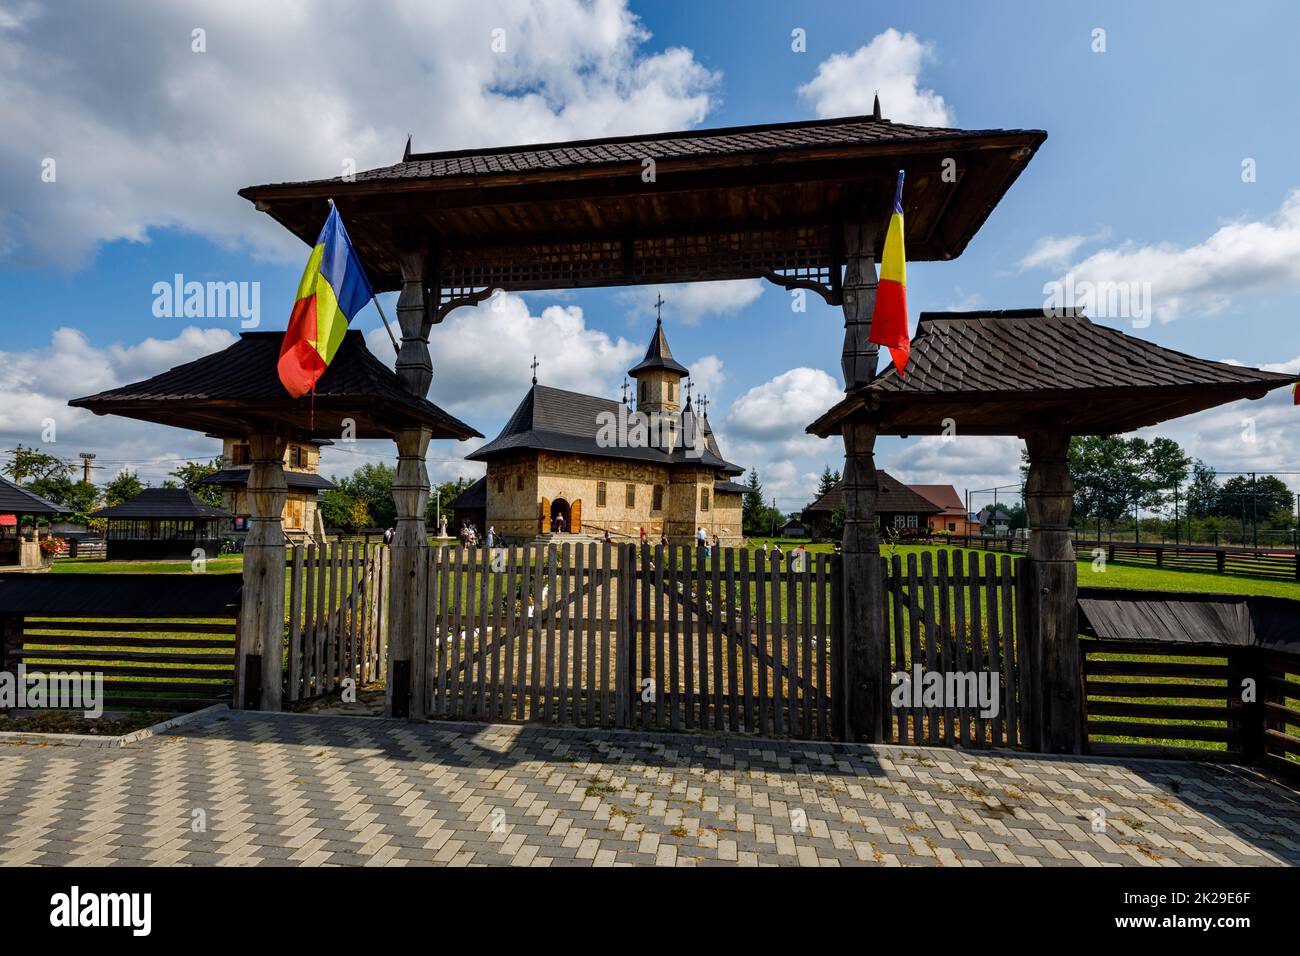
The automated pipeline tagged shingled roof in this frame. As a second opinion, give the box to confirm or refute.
[628,319,689,377]
[92,488,232,521]
[449,477,487,510]
[199,469,336,492]
[240,114,1046,290]
[0,476,69,516]
[69,331,481,442]
[802,474,940,519]
[248,114,1040,188]
[469,384,742,475]
[809,310,1300,437]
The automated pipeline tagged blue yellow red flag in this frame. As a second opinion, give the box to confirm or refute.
[277,205,374,398]
[870,170,910,376]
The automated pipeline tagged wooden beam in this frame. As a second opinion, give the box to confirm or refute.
[387,425,432,720]
[840,421,887,743]
[840,217,878,390]
[234,434,287,711]
[1022,428,1084,754]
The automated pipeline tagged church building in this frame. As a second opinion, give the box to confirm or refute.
[464,319,748,545]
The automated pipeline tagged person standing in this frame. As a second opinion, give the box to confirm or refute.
[639,526,648,545]
[554,512,565,534]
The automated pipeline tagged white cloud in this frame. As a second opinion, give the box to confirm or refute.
[1,0,719,268]
[373,292,641,422]
[686,355,726,399]
[718,367,844,508]
[615,280,764,327]
[884,435,1025,499]
[797,29,952,126]
[1019,234,1091,271]
[0,325,238,484]
[1048,190,1300,322]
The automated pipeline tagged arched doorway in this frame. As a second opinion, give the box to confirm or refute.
[549,498,571,533]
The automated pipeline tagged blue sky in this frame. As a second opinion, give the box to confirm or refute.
[3,0,1299,513]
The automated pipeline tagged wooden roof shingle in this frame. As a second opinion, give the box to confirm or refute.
[69,331,482,442]
[809,309,1299,437]
[0,476,69,516]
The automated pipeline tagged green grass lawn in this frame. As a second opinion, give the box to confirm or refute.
[51,555,245,574]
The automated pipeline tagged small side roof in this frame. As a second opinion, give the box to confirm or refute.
[808,310,1299,438]
[0,476,69,516]
[199,468,336,492]
[92,488,233,521]
[69,331,482,442]
[448,476,487,510]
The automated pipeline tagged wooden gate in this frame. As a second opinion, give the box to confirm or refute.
[881,550,1027,748]
[421,543,841,737]
[418,544,1026,746]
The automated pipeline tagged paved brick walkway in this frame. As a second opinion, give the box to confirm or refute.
[2,711,1299,866]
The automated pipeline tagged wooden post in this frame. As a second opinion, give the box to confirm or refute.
[838,216,886,743]
[387,246,436,719]
[234,434,288,711]
[1022,428,1084,754]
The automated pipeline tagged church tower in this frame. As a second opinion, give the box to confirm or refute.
[628,309,689,417]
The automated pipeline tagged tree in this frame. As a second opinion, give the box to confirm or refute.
[1064,435,1190,527]
[816,465,839,500]
[322,462,398,531]
[742,469,765,533]
[102,470,144,507]
[169,459,223,507]
[4,446,71,485]
[1214,475,1295,523]
[426,477,470,526]
[1185,459,1219,518]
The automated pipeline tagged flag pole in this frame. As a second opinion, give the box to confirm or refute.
[326,198,400,356]
[371,294,401,356]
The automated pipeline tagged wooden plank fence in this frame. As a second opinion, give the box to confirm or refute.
[8,615,238,711]
[284,542,388,702]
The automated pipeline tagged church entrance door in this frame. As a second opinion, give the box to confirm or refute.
[549,498,571,533]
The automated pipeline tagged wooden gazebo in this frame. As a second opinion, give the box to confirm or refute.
[239,109,1046,722]
[69,329,480,711]
[91,487,232,561]
[0,476,68,570]
[809,308,1299,752]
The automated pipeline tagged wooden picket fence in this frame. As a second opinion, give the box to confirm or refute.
[284,542,388,701]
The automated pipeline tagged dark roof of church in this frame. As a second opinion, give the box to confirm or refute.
[449,477,487,510]
[802,473,940,518]
[628,320,689,377]
[0,476,69,516]
[713,481,749,495]
[468,384,743,475]
[199,468,336,492]
[92,488,233,521]
[808,310,1299,437]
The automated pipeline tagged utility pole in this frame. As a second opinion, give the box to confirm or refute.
[78,451,100,484]
[1251,471,1259,551]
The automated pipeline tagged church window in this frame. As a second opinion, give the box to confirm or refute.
[652,484,663,510]
[669,382,676,402]
[700,488,710,511]
[625,484,636,508]
[516,473,524,491]
[597,481,607,507]
[288,445,307,469]
[495,476,505,494]
[231,443,250,466]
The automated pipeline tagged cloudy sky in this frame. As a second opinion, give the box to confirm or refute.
[3,0,1299,515]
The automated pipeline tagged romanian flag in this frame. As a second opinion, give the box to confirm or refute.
[1294,382,1299,405]
[278,205,374,398]
[870,170,910,376]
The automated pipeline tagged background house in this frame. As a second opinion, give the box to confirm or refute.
[912,484,980,536]
[200,436,335,544]
[801,472,941,539]
[977,505,1014,534]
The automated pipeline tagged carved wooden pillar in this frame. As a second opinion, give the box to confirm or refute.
[838,216,885,742]
[841,422,886,742]
[387,247,436,719]
[840,218,879,390]
[1022,428,1084,753]
[234,434,287,711]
